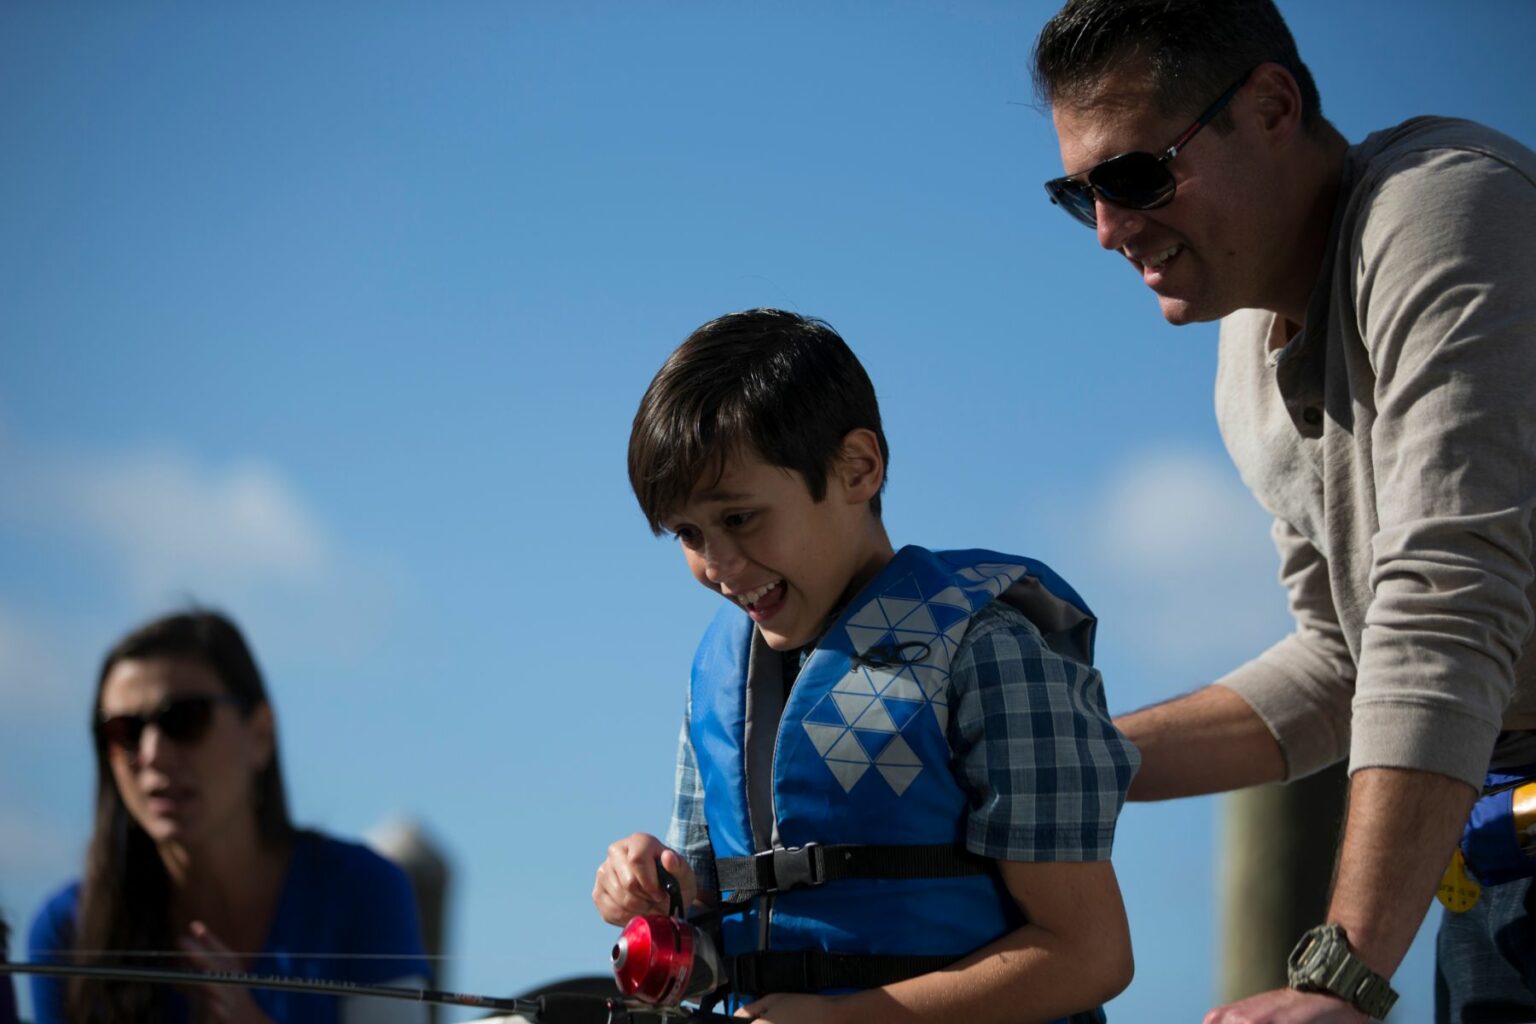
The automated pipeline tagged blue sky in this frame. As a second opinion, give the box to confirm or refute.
[3,2,1534,1020]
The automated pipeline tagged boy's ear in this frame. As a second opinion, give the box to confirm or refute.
[835,428,885,504]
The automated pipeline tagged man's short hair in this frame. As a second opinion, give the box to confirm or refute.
[628,308,889,534]
[1032,0,1323,135]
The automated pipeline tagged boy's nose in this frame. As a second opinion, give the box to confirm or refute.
[702,540,745,585]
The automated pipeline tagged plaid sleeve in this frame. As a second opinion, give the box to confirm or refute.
[664,705,718,893]
[949,602,1140,862]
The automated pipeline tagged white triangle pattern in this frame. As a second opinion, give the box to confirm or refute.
[827,759,871,791]
[804,723,845,756]
[850,699,898,733]
[799,560,1032,797]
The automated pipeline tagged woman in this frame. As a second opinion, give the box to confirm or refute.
[27,610,430,1023]
[2,917,19,1024]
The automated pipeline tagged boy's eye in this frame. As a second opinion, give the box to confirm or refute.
[671,526,702,548]
[723,511,755,529]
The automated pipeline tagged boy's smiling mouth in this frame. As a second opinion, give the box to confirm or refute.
[732,578,787,620]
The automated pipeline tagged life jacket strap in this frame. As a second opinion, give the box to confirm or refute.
[728,949,958,994]
[716,842,990,901]
[726,950,1109,1023]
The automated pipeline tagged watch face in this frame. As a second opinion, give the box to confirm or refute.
[1287,924,1341,984]
[1287,924,1398,1019]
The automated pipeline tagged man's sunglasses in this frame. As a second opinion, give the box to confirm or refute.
[1044,69,1253,229]
[96,694,247,753]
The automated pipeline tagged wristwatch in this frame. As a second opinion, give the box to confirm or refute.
[1286,923,1398,1020]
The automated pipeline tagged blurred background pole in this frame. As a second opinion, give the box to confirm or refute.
[1217,762,1348,1003]
[369,817,451,1024]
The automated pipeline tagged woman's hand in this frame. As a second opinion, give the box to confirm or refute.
[592,832,697,926]
[178,920,275,1024]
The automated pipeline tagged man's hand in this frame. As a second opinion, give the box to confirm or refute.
[1203,987,1367,1024]
[592,832,697,925]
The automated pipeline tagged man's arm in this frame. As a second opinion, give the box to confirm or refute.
[1116,684,1285,800]
[1328,767,1477,978]
[1204,767,1478,1024]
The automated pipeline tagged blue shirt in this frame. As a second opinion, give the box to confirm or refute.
[1,964,16,1024]
[668,600,1140,891]
[27,831,429,1023]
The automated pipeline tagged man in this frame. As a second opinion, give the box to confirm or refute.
[1032,1,1536,1022]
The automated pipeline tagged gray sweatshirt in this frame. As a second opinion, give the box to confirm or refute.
[1214,117,1536,789]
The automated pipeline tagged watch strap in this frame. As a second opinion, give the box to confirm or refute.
[1287,923,1399,1019]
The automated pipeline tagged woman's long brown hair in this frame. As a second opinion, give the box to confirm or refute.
[68,611,294,1023]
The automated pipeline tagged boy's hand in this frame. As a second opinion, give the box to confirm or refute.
[735,992,848,1023]
[593,832,697,925]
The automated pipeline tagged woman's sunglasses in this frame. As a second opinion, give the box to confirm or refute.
[1043,69,1253,229]
[96,694,246,753]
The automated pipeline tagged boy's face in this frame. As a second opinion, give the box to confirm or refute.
[662,438,891,652]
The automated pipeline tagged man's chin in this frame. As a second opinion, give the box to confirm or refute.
[1156,292,1224,326]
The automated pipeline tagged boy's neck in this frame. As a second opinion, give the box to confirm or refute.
[835,521,896,614]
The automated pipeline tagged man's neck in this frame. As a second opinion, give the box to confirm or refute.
[1268,125,1351,328]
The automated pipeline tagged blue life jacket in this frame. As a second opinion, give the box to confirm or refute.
[690,546,1106,1022]
[1461,765,1536,885]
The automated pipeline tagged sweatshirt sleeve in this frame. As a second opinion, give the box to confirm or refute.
[1216,516,1356,780]
[1347,145,1536,787]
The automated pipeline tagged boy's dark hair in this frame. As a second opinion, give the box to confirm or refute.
[1032,0,1323,136]
[629,308,889,533]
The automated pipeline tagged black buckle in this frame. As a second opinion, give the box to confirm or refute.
[753,843,824,893]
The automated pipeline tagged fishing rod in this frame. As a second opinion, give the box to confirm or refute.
[2,863,741,1021]
[0,962,734,1023]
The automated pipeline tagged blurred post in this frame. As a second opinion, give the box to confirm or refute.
[1217,762,1347,1003]
[2,917,18,1024]
[368,817,451,1024]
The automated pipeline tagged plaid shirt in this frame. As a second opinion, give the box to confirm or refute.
[666,601,1140,891]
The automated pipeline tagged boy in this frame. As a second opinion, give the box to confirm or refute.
[594,309,1138,1024]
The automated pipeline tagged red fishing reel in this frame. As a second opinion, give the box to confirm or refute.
[610,859,724,1008]
[611,913,721,1006]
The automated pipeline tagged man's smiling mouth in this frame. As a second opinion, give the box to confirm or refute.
[1130,243,1182,270]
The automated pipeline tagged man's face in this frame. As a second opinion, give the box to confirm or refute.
[1051,69,1276,325]
[662,448,883,651]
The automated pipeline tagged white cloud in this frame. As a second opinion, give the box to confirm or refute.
[61,451,326,601]
[1,437,330,603]
[0,604,91,717]
[1095,450,1272,575]
[1072,447,1292,682]
[0,431,400,707]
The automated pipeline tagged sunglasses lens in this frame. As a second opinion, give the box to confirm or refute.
[97,716,144,752]
[1045,179,1099,229]
[96,697,223,752]
[1088,152,1175,210]
[158,697,217,744]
